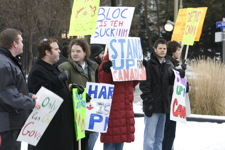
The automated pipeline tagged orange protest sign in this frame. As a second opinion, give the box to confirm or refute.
[171,8,187,42]
[195,7,208,41]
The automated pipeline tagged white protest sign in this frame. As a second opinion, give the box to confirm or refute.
[170,70,187,124]
[17,87,63,146]
[90,7,135,44]
[108,37,146,81]
[85,82,114,133]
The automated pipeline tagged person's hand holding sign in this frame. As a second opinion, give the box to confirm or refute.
[32,94,41,109]
[102,60,113,73]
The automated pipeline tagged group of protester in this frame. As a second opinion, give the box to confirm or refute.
[0,28,188,150]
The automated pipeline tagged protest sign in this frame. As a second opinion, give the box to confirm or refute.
[170,70,187,124]
[69,0,100,36]
[194,7,207,41]
[72,88,87,141]
[17,87,63,146]
[85,82,114,133]
[108,37,146,81]
[90,7,135,44]
[182,8,203,45]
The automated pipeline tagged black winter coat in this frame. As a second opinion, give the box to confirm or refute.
[0,46,35,133]
[28,58,76,150]
[140,51,172,114]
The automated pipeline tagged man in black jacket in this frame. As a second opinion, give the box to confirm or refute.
[0,28,41,150]
[162,41,187,150]
[28,38,81,150]
[140,39,171,150]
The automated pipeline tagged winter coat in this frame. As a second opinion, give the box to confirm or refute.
[98,54,139,143]
[0,46,35,133]
[140,51,172,114]
[28,58,76,150]
[165,55,179,102]
[58,57,99,87]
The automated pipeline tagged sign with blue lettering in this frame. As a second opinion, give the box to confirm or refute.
[85,82,114,133]
[90,7,135,44]
[216,21,225,30]
[108,37,146,81]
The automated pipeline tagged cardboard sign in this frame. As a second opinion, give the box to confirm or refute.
[72,88,87,141]
[90,7,135,44]
[85,82,114,133]
[182,8,203,45]
[69,0,100,36]
[17,87,63,146]
[108,37,146,81]
[170,70,187,124]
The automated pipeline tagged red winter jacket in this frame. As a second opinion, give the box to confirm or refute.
[98,54,139,143]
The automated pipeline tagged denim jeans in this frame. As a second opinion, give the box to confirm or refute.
[143,113,166,150]
[162,113,176,150]
[103,143,124,150]
[88,132,99,150]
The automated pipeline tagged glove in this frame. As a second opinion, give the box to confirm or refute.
[177,69,185,78]
[86,93,91,103]
[143,98,154,117]
[186,82,189,93]
[181,59,187,70]
[71,83,84,94]
[102,60,112,73]
[58,71,68,82]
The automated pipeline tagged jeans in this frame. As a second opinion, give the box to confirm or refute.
[162,113,176,150]
[0,130,21,150]
[143,113,166,150]
[103,143,124,150]
[88,132,99,150]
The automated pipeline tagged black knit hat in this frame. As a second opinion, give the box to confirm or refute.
[90,45,104,57]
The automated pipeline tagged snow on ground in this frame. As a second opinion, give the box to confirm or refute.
[21,117,225,150]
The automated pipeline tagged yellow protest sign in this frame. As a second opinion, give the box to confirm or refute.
[195,7,207,41]
[171,8,187,42]
[69,0,100,36]
[182,8,203,46]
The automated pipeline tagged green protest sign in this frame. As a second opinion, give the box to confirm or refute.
[182,8,203,45]
[72,88,87,141]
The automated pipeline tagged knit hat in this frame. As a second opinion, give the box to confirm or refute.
[90,45,104,57]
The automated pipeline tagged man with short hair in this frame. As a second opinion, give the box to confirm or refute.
[28,38,77,150]
[162,41,186,150]
[140,39,172,150]
[0,28,41,150]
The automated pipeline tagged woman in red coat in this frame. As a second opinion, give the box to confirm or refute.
[98,54,139,150]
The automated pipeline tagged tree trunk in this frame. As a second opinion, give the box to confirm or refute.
[28,33,33,73]
[144,0,153,53]
[155,0,160,37]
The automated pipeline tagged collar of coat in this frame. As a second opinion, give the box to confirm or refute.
[165,55,179,66]
[36,58,59,75]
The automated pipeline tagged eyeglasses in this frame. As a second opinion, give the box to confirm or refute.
[43,38,47,49]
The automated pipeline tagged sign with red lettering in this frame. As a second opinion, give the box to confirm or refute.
[17,87,63,146]
[170,70,187,124]
[85,82,114,133]
[90,7,135,44]
[108,37,146,81]
[182,8,203,45]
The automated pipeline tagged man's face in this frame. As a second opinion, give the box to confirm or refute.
[15,35,23,55]
[96,51,104,62]
[154,44,167,59]
[172,47,181,60]
[48,42,60,64]
[71,44,86,65]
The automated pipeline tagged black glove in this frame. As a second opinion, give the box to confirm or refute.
[86,93,91,103]
[186,82,189,93]
[181,59,187,70]
[71,83,84,94]
[177,69,185,78]
[58,71,68,82]
[143,98,154,117]
[102,60,112,73]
